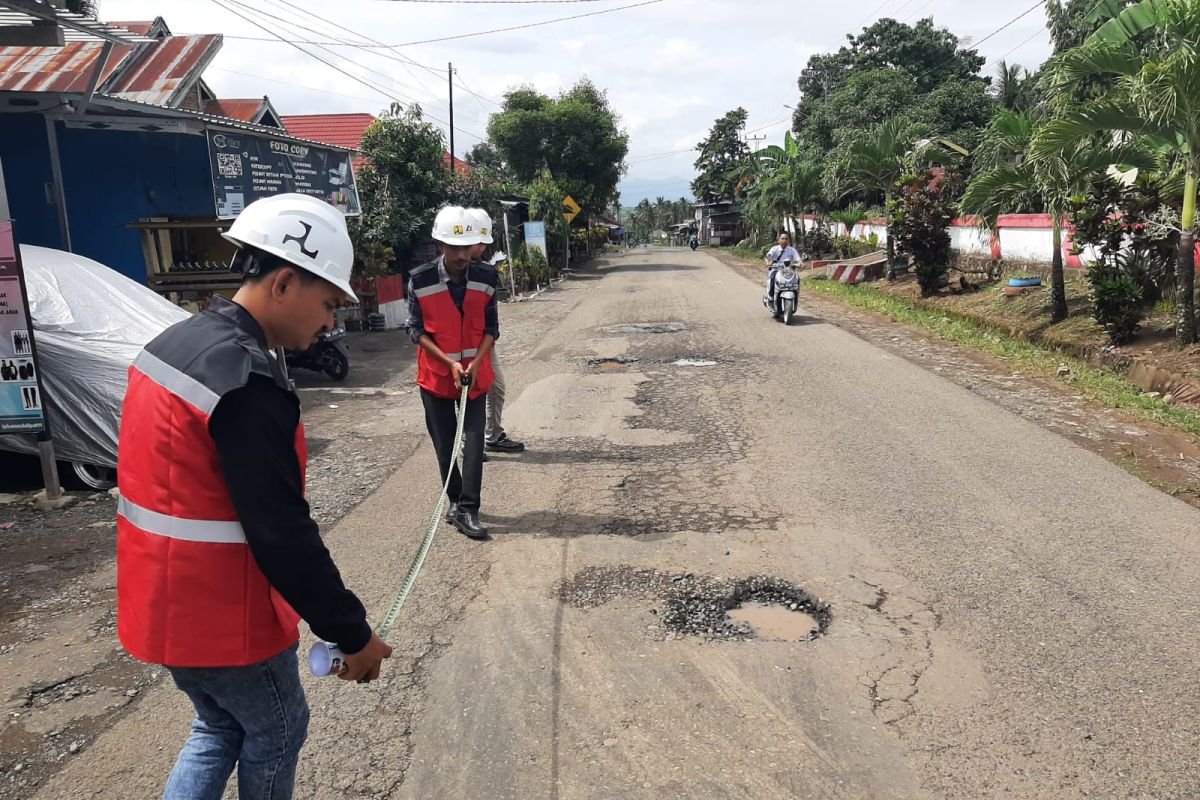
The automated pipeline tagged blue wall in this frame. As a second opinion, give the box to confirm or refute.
[57,125,215,282]
[0,115,63,250]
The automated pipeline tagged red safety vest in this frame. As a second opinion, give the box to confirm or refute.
[116,302,303,668]
[412,261,496,400]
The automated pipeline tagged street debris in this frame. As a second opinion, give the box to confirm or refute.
[602,322,686,335]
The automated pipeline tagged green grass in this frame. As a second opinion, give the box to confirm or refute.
[728,244,765,262]
[806,278,1200,441]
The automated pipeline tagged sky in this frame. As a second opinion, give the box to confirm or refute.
[103,0,1056,205]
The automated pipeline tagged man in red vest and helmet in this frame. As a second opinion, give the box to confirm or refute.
[116,192,392,800]
[407,205,498,540]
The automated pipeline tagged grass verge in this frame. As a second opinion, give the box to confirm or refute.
[806,278,1200,441]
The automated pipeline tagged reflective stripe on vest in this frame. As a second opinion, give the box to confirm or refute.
[413,282,448,299]
[118,494,246,544]
[465,280,495,296]
[133,350,220,416]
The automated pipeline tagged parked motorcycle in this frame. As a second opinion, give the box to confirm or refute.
[763,260,800,325]
[286,327,350,380]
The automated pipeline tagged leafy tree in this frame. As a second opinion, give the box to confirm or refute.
[792,19,993,167]
[692,108,751,203]
[1035,0,1200,343]
[488,79,629,216]
[353,102,449,271]
[1046,0,1103,52]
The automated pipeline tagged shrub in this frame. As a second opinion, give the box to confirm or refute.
[888,169,958,297]
[1088,251,1146,345]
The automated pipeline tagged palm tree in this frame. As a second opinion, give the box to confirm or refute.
[993,60,1034,111]
[750,132,824,247]
[1034,0,1200,343]
[828,204,869,240]
[966,109,1155,322]
[837,118,916,278]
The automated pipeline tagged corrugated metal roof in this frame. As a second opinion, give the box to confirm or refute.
[280,113,376,151]
[204,97,268,123]
[104,20,156,36]
[104,34,221,106]
[0,3,152,43]
[88,94,356,153]
[0,40,132,93]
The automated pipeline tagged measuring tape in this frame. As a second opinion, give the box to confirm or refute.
[310,381,470,677]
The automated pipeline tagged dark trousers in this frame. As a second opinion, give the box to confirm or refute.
[420,388,486,513]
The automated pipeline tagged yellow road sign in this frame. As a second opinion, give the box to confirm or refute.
[562,195,582,223]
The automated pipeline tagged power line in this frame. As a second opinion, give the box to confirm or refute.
[904,0,936,23]
[380,0,618,3]
[208,0,488,140]
[969,0,1046,50]
[219,0,493,126]
[1000,26,1047,60]
[257,0,446,101]
[204,0,664,47]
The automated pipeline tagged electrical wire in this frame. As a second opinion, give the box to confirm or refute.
[205,0,663,47]
[208,0,488,140]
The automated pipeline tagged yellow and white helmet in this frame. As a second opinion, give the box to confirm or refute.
[466,208,494,245]
[431,205,477,245]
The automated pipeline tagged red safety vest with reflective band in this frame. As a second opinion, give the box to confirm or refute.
[412,260,496,400]
[116,302,304,668]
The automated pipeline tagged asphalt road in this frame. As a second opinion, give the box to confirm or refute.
[31,247,1200,798]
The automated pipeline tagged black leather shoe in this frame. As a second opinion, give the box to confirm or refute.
[452,509,489,540]
[445,502,457,523]
[486,434,526,453]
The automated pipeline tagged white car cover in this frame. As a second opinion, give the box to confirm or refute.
[0,245,189,468]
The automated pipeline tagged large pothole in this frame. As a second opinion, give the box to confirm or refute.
[560,567,831,642]
[602,322,686,335]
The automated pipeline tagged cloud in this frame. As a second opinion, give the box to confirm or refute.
[108,0,1054,202]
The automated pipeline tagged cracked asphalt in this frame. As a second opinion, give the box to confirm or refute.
[9,246,1200,798]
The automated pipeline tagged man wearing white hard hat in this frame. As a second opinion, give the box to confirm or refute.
[465,208,526,456]
[407,205,499,539]
[116,193,392,799]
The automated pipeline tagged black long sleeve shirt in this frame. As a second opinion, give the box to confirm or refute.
[208,375,372,655]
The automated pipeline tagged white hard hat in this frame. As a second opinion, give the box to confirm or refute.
[467,208,494,244]
[223,193,357,303]
[431,205,477,245]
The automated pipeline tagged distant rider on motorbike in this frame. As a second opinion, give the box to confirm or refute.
[763,231,801,302]
[689,232,699,250]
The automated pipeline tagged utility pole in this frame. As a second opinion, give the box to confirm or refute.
[746,133,766,153]
[448,62,456,175]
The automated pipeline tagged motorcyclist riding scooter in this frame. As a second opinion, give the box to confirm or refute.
[763,232,802,324]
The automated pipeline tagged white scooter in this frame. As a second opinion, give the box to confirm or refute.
[763,259,801,325]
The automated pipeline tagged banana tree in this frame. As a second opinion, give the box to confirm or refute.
[748,134,823,248]
[1034,0,1200,342]
[968,109,1155,322]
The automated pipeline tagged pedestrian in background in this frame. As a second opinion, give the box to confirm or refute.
[465,207,526,456]
[408,206,499,539]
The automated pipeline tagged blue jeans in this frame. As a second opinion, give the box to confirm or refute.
[163,644,309,800]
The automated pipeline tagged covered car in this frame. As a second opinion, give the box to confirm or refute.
[0,245,189,481]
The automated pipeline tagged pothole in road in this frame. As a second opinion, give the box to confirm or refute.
[560,567,831,642]
[727,603,818,641]
[602,322,686,335]
[585,356,640,371]
[664,357,720,368]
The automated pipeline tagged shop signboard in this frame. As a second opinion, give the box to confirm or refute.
[208,129,361,219]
